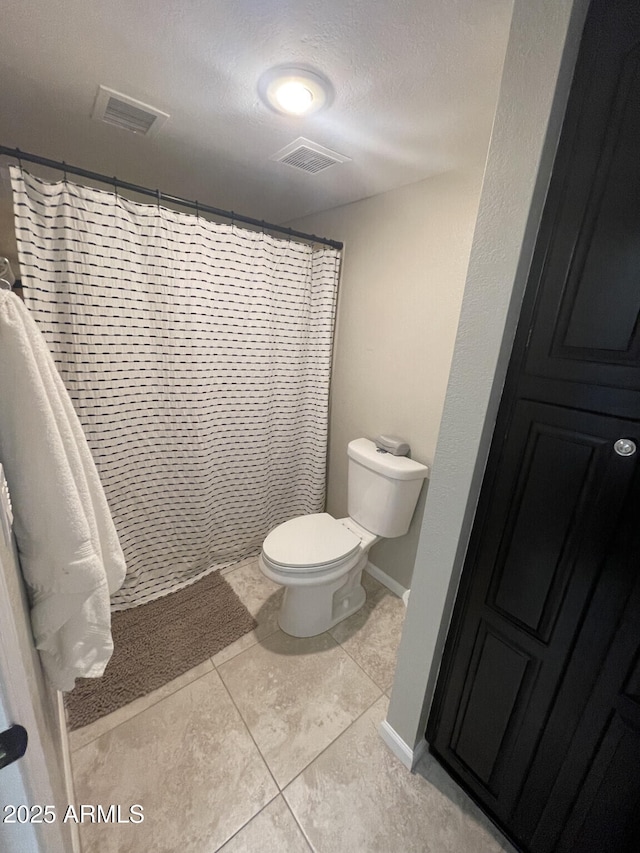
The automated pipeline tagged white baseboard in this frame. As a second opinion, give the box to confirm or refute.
[365,561,408,600]
[378,719,427,771]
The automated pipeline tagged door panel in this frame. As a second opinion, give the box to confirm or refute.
[487,411,615,639]
[560,45,640,356]
[451,622,533,792]
[525,14,640,389]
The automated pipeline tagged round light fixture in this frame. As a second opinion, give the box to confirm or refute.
[258,66,331,117]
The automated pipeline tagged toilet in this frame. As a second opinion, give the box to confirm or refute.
[258,437,429,637]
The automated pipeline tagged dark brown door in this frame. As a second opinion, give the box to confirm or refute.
[427,2,640,851]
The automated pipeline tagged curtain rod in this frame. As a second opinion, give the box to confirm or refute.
[0,145,343,251]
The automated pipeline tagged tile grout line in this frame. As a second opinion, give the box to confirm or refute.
[211,794,280,853]
[215,626,384,787]
[216,662,282,790]
[219,555,261,578]
[327,582,406,683]
[329,624,396,694]
[68,662,217,753]
[281,793,316,853]
[72,565,403,852]
[281,687,385,796]
[211,672,283,851]
[210,618,280,669]
[214,636,383,851]
[216,566,394,847]
[279,693,388,849]
[217,577,397,812]
[69,562,263,751]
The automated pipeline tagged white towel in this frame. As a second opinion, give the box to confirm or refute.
[0,290,126,690]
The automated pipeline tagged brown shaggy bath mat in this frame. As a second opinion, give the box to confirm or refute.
[64,570,257,730]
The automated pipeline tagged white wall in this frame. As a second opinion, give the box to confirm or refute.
[288,167,489,589]
[386,0,591,755]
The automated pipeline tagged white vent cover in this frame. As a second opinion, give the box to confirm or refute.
[92,86,169,136]
[270,137,351,174]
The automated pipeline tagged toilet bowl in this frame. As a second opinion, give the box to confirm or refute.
[259,513,379,637]
[258,437,429,638]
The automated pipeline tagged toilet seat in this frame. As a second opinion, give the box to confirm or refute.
[262,513,361,573]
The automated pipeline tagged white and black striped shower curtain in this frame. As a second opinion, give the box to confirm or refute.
[10,167,340,610]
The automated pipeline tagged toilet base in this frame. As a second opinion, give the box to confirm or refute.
[277,563,367,638]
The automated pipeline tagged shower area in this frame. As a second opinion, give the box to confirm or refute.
[9,158,342,614]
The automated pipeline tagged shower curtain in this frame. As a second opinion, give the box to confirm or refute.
[10,167,340,610]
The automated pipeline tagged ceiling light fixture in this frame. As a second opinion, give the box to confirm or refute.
[258,66,331,117]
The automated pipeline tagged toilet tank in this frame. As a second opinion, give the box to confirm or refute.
[347,438,429,538]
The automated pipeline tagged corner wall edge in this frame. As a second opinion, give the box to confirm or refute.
[378,719,427,771]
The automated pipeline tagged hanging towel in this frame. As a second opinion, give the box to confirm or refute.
[0,290,126,691]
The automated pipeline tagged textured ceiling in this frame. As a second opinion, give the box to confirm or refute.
[0,0,513,226]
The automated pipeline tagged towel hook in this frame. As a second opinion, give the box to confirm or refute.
[0,257,16,292]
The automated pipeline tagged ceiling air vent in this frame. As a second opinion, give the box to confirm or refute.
[270,137,351,175]
[92,86,169,137]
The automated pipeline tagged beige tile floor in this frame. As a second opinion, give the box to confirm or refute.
[69,560,515,853]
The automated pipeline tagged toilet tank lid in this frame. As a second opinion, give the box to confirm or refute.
[348,438,429,481]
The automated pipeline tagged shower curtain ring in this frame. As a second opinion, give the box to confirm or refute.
[62,161,68,183]
[156,189,162,209]
[16,148,23,171]
[113,177,118,200]
[195,200,200,220]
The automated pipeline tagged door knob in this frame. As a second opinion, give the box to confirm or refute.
[614,439,636,457]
